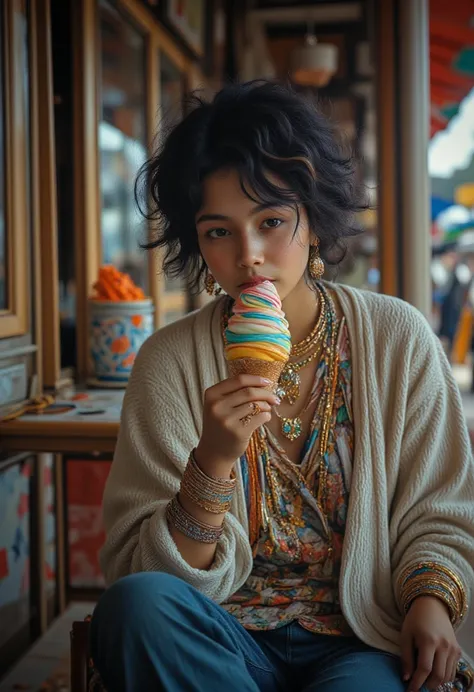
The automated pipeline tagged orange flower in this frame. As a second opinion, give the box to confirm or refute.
[131,315,143,327]
[121,353,136,368]
[111,336,130,354]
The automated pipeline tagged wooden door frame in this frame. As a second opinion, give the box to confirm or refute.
[373,0,400,298]
[30,0,62,389]
[0,1,30,339]
[73,0,101,382]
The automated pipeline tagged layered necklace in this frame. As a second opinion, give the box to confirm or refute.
[274,282,339,442]
[221,284,340,443]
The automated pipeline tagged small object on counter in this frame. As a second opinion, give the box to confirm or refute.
[91,265,146,301]
[0,394,56,422]
[77,406,106,415]
[89,265,154,387]
[71,392,89,401]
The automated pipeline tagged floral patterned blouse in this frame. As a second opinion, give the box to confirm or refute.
[224,320,353,635]
[221,317,473,692]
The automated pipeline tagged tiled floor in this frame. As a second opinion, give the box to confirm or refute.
[0,602,95,692]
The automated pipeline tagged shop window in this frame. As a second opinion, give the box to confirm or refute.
[98,0,148,291]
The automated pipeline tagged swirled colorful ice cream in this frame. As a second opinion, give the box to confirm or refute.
[225,281,291,363]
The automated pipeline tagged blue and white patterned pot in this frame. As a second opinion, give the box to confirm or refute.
[89,299,154,384]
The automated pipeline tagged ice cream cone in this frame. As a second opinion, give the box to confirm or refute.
[228,357,286,391]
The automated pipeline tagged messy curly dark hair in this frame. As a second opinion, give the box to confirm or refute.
[135,80,368,293]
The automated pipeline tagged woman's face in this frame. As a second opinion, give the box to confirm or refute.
[196,168,312,301]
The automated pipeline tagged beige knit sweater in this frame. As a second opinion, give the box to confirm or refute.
[100,283,474,656]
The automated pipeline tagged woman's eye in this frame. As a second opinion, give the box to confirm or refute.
[207,228,230,239]
[262,218,283,229]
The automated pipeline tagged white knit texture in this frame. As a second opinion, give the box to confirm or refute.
[100,283,474,657]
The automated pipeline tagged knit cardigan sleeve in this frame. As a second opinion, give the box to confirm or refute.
[98,318,253,601]
[389,307,474,626]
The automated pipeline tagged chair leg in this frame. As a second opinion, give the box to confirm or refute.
[70,621,90,692]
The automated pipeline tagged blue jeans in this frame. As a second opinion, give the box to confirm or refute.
[90,572,413,692]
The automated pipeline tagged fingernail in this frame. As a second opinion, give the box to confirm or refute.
[261,378,272,385]
[274,397,281,405]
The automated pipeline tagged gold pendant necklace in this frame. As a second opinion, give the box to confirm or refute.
[277,342,323,405]
[274,366,318,441]
[277,413,304,442]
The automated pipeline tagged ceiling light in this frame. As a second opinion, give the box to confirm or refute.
[290,29,338,87]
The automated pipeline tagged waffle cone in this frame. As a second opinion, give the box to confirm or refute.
[227,357,286,391]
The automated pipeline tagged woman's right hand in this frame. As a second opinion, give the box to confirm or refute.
[195,375,280,478]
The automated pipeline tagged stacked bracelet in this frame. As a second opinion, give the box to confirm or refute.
[180,449,236,514]
[166,495,224,544]
[399,562,468,627]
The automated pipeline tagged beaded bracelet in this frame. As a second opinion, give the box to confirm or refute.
[180,449,236,514]
[399,562,468,627]
[166,495,224,544]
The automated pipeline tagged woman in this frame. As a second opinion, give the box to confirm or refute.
[91,81,474,692]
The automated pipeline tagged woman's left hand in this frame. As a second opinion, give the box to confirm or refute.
[400,596,462,691]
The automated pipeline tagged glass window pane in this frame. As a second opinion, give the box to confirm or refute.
[160,52,186,293]
[160,51,184,124]
[99,2,148,291]
[0,12,7,311]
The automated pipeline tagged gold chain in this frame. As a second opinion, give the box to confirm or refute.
[275,287,341,443]
[290,286,327,358]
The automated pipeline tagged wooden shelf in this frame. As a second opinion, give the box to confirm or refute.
[0,419,119,454]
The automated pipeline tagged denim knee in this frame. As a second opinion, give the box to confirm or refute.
[92,571,183,634]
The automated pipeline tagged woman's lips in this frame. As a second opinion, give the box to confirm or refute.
[238,277,273,289]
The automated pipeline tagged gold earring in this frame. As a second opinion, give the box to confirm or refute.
[205,272,222,296]
[309,242,325,280]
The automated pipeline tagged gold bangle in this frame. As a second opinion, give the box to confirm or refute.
[180,449,236,514]
[399,562,468,626]
[401,574,461,614]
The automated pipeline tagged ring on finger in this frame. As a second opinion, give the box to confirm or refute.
[240,402,261,426]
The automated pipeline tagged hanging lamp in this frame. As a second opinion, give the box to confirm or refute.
[290,22,338,87]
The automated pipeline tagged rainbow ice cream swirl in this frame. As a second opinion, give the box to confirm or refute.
[225,281,291,362]
[225,280,291,388]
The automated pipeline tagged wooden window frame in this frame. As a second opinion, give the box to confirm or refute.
[72,0,203,378]
[73,0,101,382]
[0,1,29,339]
[30,0,61,389]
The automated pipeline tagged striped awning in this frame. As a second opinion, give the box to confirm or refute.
[430,0,474,137]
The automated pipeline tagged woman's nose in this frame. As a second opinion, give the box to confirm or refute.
[237,233,264,268]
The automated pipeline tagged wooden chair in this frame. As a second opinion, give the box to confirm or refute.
[70,620,90,692]
[70,619,105,692]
